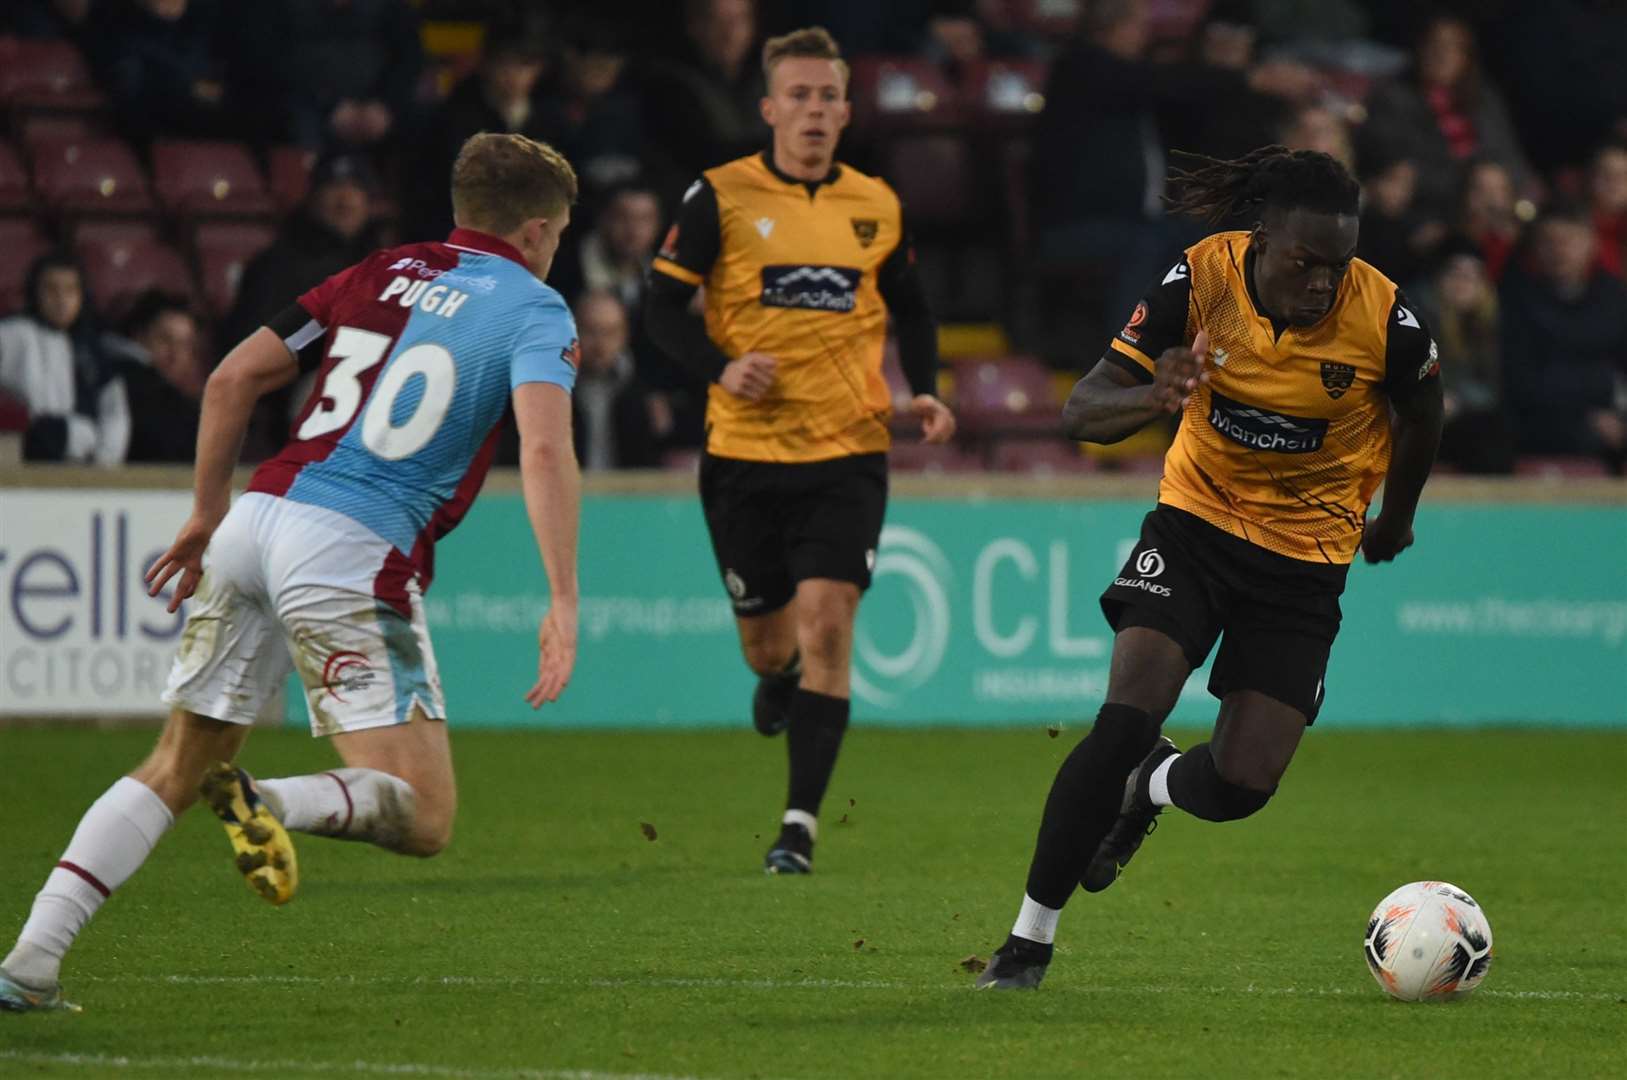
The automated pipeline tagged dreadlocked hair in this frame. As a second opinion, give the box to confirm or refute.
[1164,146,1360,225]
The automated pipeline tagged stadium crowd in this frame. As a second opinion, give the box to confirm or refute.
[0,0,1624,475]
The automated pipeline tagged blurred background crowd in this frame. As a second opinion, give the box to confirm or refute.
[0,0,1623,476]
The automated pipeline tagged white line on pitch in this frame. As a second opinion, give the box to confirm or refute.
[76,973,1622,1002]
[0,1050,707,1080]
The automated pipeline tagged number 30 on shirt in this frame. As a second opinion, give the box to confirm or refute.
[297,326,457,460]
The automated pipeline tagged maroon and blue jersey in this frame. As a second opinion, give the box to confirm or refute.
[248,228,577,602]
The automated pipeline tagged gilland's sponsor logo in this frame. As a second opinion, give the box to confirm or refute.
[1207,389,1329,453]
[759,264,860,312]
[1113,547,1172,597]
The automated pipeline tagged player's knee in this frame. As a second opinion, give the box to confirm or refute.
[741,639,796,677]
[797,607,854,669]
[1209,761,1276,820]
[1214,749,1288,796]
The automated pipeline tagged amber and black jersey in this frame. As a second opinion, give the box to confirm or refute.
[650,151,935,464]
[1107,230,1441,564]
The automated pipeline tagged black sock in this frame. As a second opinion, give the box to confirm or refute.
[1023,703,1160,909]
[1165,743,1274,822]
[785,689,849,816]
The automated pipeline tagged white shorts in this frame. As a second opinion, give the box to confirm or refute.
[162,493,447,736]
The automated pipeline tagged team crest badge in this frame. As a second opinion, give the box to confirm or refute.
[1320,362,1356,399]
[851,218,879,247]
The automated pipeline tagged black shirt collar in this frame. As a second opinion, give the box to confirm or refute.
[1243,244,1291,339]
[760,149,840,196]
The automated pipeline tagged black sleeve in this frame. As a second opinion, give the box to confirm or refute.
[876,221,938,397]
[1102,257,1193,383]
[652,176,722,283]
[1382,289,1443,402]
[265,303,329,374]
[643,273,732,383]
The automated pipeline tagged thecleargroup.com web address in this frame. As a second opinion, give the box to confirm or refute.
[1396,599,1627,645]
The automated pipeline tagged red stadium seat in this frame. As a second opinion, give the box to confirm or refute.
[77,236,196,316]
[194,221,276,315]
[267,145,315,212]
[0,142,31,211]
[152,140,276,217]
[887,441,983,473]
[16,111,105,147]
[0,217,52,315]
[963,59,1049,128]
[878,134,974,227]
[1513,456,1611,479]
[72,218,162,251]
[662,447,702,473]
[849,57,964,132]
[994,0,1082,38]
[0,37,106,110]
[30,136,154,214]
[0,388,29,431]
[952,355,1061,436]
[989,438,1096,474]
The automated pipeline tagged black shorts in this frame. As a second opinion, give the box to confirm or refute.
[699,451,888,616]
[1100,505,1349,722]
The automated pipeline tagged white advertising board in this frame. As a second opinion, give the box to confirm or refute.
[1,489,194,715]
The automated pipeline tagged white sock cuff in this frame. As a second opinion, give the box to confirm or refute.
[782,809,817,841]
[1012,893,1060,945]
[1148,754,1178,808]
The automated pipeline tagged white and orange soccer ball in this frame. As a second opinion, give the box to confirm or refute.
[1363,881,1494,1001]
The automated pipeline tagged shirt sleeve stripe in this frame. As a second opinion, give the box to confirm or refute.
[284,318,325,353]
[650,257,704,287]
[1107,339,1157,382]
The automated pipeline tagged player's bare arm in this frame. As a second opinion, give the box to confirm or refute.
[1063,329,1211,443]
[145,327,300,611]
[1363,375,1444,564]
[514,381,580,707]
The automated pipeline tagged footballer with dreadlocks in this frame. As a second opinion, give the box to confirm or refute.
[977,146,1445,989]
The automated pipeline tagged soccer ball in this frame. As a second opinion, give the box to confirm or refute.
[1363,881,1493,1002]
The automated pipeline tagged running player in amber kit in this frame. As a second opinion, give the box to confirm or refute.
[1,133,582,1013]
[977,147,1444,988]
[646,27,956,874]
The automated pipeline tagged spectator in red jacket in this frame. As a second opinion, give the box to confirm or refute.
[1458,159,1523,283]
[1590,141,1627,279]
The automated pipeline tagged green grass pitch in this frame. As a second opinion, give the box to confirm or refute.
[1,725,1623,1079]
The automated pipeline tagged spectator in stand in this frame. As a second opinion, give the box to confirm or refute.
[1161,6,1304,163]
[1363,14,1534,220]
[1458,159,1523,283]
[1280,104,1355,173]
[103,290,203,463]
[534,17,645,196]
[1357,150,1446,291]
[85,0,228,142]
[1032,0,1316,322]
[226,0,423,150]
[571,290,669,469]
[643,0,766,187]
[5,0,95,40]
[1476,0,1627,175]
[0,253,128,465]
[1590,141,1627,279]
[1416,243,1513,474]
[550,182,663,315]
[1500,205,1627,473]
[224,153,380,460]
[410,20,551,239]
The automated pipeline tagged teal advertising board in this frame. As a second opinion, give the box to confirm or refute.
[287,495,1626,730]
